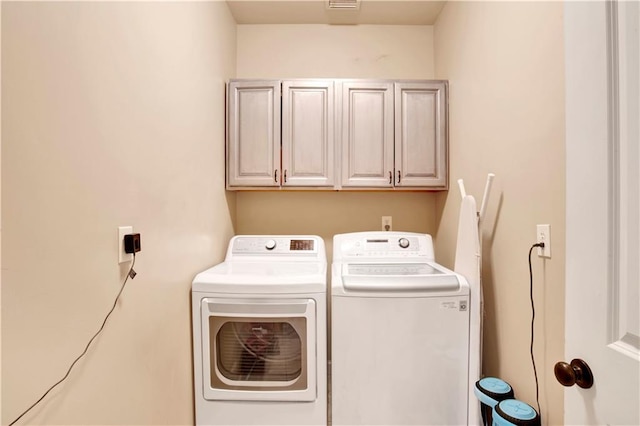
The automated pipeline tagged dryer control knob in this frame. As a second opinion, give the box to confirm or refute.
[265,239,277,250]
[398,238,410,249]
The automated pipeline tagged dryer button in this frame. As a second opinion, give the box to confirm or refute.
[265,239,277,250]
[398,238,410,249]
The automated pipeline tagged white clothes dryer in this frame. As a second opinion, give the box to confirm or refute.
[192,235,327,426]
[331,231,476,425]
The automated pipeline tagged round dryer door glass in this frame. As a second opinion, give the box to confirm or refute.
[211,317,307,389]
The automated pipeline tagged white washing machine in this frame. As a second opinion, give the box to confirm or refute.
[192,235,327,426]
[331,231,474,425]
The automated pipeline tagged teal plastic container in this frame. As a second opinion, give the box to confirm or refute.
[474,377,514,426]
[492,399,540,426]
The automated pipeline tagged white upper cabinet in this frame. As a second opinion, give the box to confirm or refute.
[394,81,447,188]
[226,79,448,191]
[340,81,395,188]
[282,80,335,187]
[227,79,334,189]
[227,80,281,187]
[340,80,448,189]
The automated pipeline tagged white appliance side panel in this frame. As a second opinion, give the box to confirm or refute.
[331,295,470,426]
[192,292,205,416]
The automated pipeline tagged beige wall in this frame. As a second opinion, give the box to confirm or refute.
[0,2,3,422]
[237,24,434,79]
[434,2,565,424]
[1,2,236,424]
[2,4,568,425]
[236,24,437,253]
[236,192,436,261]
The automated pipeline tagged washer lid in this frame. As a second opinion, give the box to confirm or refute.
[340,262,460,292]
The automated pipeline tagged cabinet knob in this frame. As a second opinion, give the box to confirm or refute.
[554,359,594,389]
[284,170,287,183]
[397,170,401,184]
[389,171,392,184]
[274,169,279,183]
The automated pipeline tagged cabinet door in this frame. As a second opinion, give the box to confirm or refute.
[282,81,335,187]
[394,82,448,188]
[227,80,281,187]
[341,81,394,187]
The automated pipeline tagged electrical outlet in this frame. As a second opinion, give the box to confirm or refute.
[537,224,551,258]
[382,216,392,231]
[118,226,133,263]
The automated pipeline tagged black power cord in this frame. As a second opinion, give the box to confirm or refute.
[9,254,137,426]
[528,243,544,417]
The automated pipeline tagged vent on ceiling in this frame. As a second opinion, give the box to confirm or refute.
[327,0,360,10]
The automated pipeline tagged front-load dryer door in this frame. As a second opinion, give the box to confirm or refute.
[201,298,316,401]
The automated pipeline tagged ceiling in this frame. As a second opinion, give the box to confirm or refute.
[226,1,446,25]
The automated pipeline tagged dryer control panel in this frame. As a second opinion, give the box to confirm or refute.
[229,235,323,258]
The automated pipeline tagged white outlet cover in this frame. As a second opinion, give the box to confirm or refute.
[118,226,133,263]
[536,224,551,258]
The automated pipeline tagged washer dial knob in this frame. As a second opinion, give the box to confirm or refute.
[398,238,410,249]
[265,239,277,250]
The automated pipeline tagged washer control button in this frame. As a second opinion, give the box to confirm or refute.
[398,238,410,249]
[265,239,277,250]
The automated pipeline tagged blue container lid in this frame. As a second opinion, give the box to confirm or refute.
[474,377,514,407]
[493,399,540,426]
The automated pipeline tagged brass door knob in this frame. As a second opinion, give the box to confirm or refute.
[554,358,594,389]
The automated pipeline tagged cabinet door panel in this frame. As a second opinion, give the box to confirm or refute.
[395,82,447,188]
[282,81,334,187]
[342,82,394,187]
[227,81,281,187]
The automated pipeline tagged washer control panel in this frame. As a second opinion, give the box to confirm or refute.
[398,238,410,249]
[334,232,435,261]
[231,236,319,256]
